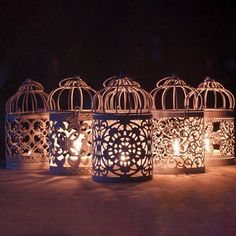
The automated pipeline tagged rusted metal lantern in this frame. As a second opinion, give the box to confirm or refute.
[197,77,235,165]
[5,79,49,169]
[92,75,153,182]
[151,75,205,174]
[48,76,96,175]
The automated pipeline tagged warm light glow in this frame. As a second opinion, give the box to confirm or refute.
[70,134,85,161]
[204,135,211,153]
[120,154,130,167]
[28,150,32,156]
[173,139,180,156]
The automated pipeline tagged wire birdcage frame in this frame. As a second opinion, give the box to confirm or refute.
[5,79,49,169]
[92,76,153,182]
[151,75,205,174]
[197,77,235,165]
[48,76,96,175]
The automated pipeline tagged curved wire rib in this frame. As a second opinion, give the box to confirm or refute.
[93,76,152,114]
[151,75,202,110]
[196,77,235,109]
[6,79,48,114]
[47,76,96,112]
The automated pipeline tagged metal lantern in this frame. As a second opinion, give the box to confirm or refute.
[151,75,205,174]
[197,77,235,165]
[92,76,153,182]
[5,79,49,169]
[48,76,96,175]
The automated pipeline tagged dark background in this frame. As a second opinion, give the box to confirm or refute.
[0,0,235,159]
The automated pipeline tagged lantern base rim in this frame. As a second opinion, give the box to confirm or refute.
[6,161,49,170]
[205,158,235,167]
[154,167,205,175]
[92,175,153,183]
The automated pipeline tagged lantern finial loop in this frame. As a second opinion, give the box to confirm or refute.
[94,75,152,114]
[197,77,235,109]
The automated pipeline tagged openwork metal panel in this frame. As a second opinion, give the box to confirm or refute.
[5,79,49,169]
[152,112,204,173]
[47,76,96,175]
[197,78,235,165]
[204,111,235,165]
[92,76,153,182]
[151,75,205,174]
[5,114,49,169]
[92,114,153,182]
[49,113,92,175]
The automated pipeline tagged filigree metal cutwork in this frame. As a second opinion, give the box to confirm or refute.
[92,76,153,182]
[151,75,205,174]
[5,79,49,169]
[49,113,92,175]
[153,115,204,173]
[48,76,96,175]
[197,78,235,165]
[92,115,152,181]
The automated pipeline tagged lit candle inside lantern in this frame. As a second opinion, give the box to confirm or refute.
[70,134,85,161]
[204,134,211,153]
[173,139,180,156]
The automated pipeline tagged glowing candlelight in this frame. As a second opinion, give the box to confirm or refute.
[204,135,211,153]
[173,139,180,156]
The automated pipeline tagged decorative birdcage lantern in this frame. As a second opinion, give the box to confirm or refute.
[48,76,96,175]
[92,75,153,182]
[5,79,49,169]
[197,77,235,165]
[151,75,205,174]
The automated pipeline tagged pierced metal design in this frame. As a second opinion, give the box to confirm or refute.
[151,75,205,174]
[48,76,96,175]
[197,78,235,165]
[49,113,92,175]
[5,79,49,169]
[92,76,153,182]
[153,114,204,173]
[92,114,153,182]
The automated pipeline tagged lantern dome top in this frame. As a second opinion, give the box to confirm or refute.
[197,77,235,109]
[93,75,152,114]
[151,75,202,110]
[47,76,96,111]
[6,79,48,114]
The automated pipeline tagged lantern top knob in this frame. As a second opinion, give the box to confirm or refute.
[197,77,235,109]
[93,75,152,114]
[6,79,48,114]
[48,76,96,112]
[151,75,202,110]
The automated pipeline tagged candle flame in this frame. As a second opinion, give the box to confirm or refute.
[173,140,180,156]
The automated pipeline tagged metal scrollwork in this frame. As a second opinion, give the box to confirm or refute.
[49,114,92,175]
[5,116,49,169]
[92,116,153,181]
[205,118,235,160]
[153,116,204,173]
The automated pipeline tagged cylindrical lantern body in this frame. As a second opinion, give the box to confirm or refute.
[5,80,49,169]
[48,77,96,175]
[197,78,235,165]
[151,76,205,174]
[92,76,153,182]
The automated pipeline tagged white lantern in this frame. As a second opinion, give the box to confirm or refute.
[151,75,205,174]
[92,76,153,182]
[48,76,96,175]
[5,79,49,169]
[197,77,235,165]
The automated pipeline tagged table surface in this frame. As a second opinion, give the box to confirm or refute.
[1,165,236,236]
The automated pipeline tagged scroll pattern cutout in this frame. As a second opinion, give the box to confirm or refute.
[5,117,49,168]
[153,116,204,171]
[92,118,152,179]
[205,118,235,159]
[49,115,92,175]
